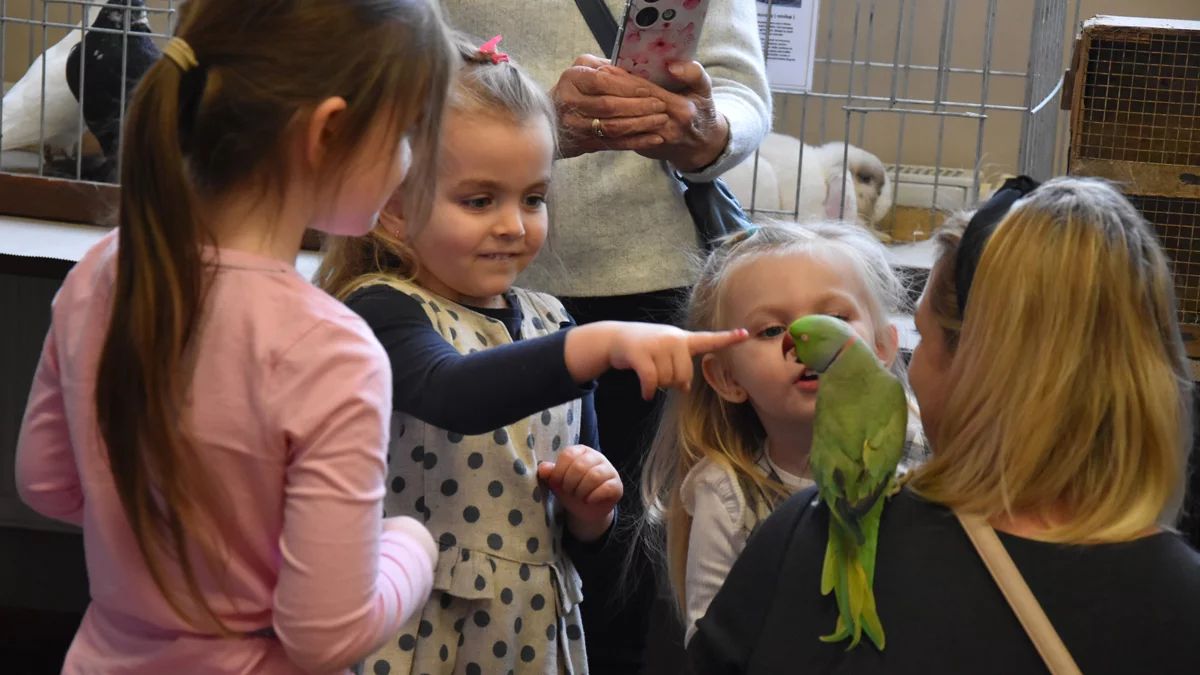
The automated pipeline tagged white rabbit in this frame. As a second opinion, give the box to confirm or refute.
[721,150,783,212]
[814,141,894,230]
[724,133,893,238]
[724,134,855,223]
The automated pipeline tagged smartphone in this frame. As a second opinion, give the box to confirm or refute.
[612,0,712,92]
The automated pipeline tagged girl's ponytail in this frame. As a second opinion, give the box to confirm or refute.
[95,49,225,632]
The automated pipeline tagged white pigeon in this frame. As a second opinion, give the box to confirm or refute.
[3,3,104,154]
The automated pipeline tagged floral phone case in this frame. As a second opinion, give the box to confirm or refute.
[613,0,712,92]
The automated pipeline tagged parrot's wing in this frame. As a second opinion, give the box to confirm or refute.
[811,422,867,539]
[863,380,909,483]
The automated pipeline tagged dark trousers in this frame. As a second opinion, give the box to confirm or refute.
[559,287,690,675]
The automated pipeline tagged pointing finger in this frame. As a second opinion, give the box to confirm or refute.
[686,329,750,355]
[671,347,694,393]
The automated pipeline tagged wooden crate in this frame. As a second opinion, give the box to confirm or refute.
[1067,16,1200,338]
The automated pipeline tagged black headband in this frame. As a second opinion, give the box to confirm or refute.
[954,175,1041,317]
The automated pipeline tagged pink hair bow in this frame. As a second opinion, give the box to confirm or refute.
[479,35,510,64]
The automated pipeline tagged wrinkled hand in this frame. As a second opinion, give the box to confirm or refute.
[537,445,623,542]
[599,60,731,171]
[552,55,670,158]
[608,323,749,400]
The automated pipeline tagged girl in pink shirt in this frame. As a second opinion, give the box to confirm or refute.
[15,1,456,673]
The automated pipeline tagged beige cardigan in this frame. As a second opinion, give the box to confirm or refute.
[443,0,772,297]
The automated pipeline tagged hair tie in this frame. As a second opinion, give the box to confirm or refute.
[478,35,510,64]
[723,225,759,249]
[162,37,199,72]
[954,175,1041,317]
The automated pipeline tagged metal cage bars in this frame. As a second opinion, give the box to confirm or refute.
[0,0,176,181]
[752,0,1075,229]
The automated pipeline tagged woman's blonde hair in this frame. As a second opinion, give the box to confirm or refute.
[315,31,557,300]
[638,219,913,614]
[909,177,1193,542]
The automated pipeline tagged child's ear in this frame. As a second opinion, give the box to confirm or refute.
[380,190,409,239]
[702,353,748,404]
[878,323,900,368]
[304,96,349,173]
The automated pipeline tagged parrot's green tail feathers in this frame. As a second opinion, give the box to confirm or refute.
[846,558,868,648]
[821,535,837,595]
[819,615,852,644]
[862,588,886,650]
[820,525,887,651]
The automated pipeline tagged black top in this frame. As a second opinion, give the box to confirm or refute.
[346,284,598,447]
[346,284,611,552]
[690,486,1200,675]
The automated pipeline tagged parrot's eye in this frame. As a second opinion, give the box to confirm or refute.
[800,334,809,342]
[758,326,786,339]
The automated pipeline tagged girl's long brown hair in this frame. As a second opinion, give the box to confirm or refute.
[95,0,454,631]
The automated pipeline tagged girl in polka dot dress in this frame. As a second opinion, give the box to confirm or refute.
[316,34,747,675]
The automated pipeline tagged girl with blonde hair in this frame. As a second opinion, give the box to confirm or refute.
[688,177,1200,675]
[316,34,745,675]
[639,219,927,645]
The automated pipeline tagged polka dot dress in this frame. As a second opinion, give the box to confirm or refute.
[363,280,588,675]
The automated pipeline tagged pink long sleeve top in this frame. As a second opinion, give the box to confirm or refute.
[15,231,434,674]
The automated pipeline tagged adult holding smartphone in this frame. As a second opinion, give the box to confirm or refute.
[439,2,770,673]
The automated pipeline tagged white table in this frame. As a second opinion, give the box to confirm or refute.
[0,215,324,280]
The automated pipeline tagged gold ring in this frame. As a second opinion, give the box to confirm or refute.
[592,118,605,138]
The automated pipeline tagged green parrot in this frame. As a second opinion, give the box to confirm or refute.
[784,314,908,651]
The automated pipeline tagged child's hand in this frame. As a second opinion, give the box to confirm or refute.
[566,321,749,400]
[537,445,623,543]
[383,515,438,566]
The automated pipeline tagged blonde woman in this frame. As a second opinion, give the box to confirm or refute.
[688,177,1200,674]
[638,220,927,645]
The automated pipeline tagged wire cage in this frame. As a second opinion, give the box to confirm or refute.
[1066,16,1200,345]
[1072,20,1200,168]
[0,0,175,179]
[730,0,1080,244]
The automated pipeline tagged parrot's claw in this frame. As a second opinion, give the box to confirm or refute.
[887,473,913,498]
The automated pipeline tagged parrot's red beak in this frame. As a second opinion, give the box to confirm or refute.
[782,332,795,360]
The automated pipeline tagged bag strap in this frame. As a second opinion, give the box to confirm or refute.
[954,512,1083,675]
[573,0,618,60]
